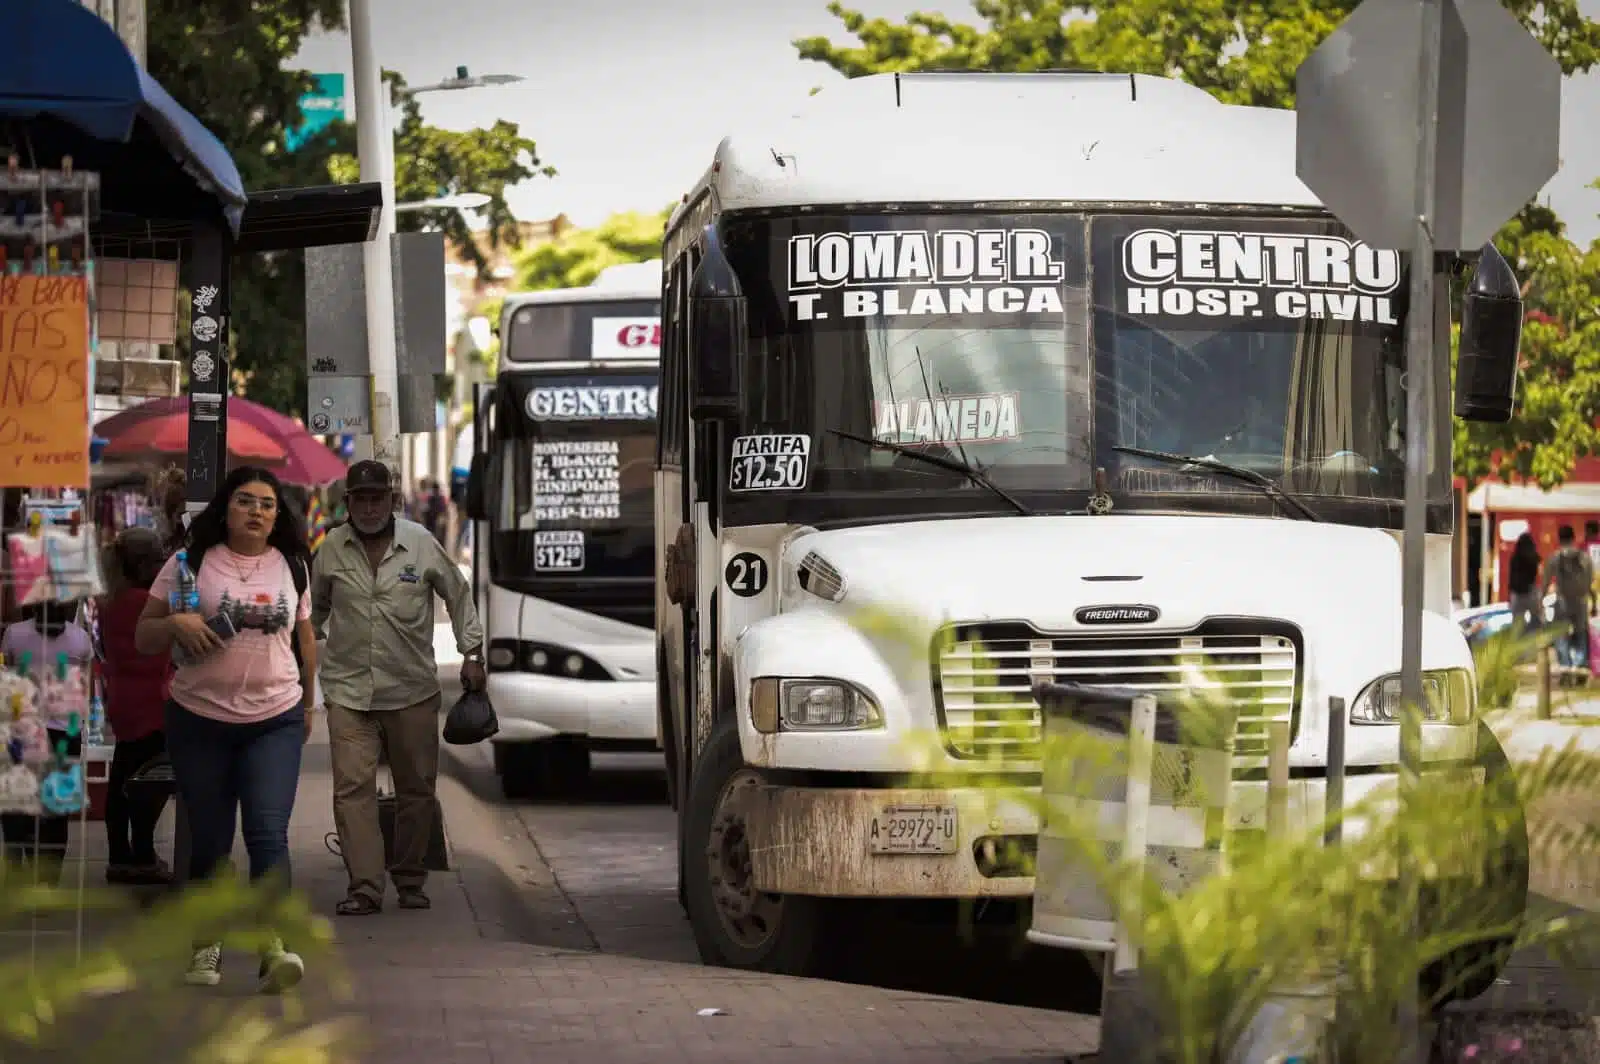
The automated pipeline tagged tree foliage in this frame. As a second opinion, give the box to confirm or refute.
[511,208,671,292]
[797,1,1600,488]
[1454,201,1600,488]
[148,2,552,418]
[795,0,1600,104]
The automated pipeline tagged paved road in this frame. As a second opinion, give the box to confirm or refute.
[442,742,1110,1015]
[441,731,1600,1021]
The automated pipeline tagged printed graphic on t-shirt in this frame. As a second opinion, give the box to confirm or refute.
[218,588,294,634]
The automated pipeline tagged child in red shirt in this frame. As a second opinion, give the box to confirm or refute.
[99,528,173,885]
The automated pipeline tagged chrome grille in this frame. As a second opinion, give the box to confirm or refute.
[933,624,1298,761]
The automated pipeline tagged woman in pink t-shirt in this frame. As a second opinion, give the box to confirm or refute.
[136,466,317,995]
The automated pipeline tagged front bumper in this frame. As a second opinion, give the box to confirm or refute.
[744,767,1487,904]
[743,782,1039,898]
[486,672,657,743]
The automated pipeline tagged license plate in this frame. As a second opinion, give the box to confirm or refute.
[869,804,959,855]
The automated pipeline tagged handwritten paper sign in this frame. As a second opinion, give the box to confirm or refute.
[0,275,91,488]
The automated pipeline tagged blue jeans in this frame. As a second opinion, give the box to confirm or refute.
[165,701,305,888]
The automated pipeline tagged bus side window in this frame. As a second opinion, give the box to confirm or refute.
[661,255,688,468]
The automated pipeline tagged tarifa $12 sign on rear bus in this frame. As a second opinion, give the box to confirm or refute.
[0,275,91,488]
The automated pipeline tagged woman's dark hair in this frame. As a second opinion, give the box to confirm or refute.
[113,527,167,590]
[185,465,309,567]
[1514,531,1539,561]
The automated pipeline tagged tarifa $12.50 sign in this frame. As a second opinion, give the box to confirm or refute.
[0,275,90,488]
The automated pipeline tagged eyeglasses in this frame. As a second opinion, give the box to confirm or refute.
[232,494,278,514]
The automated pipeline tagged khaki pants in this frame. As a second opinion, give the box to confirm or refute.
[328,694,442,902]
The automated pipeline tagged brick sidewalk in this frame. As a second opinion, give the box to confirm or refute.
[289,723,1100,1064]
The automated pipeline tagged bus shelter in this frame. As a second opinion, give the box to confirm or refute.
[0,0,380,508]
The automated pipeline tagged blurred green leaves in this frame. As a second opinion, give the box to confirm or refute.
[0,874,355,1064]
[511,209,672,292]
[844,603,1600,1062]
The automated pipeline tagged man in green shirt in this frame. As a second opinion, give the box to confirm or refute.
[311,461,485,915]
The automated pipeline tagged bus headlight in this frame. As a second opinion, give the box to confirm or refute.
[750,678,884,734]
[1350,669,1473,725]
[487,638,612,682]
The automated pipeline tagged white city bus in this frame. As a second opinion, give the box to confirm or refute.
[654,72,1527,999]
[466,262,662,797]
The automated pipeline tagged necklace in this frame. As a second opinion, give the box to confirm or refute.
[232,546,269,583]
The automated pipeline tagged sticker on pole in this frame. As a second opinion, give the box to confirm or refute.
[729,435,810,493]
[591,318,661,360]
[533,530,585,572]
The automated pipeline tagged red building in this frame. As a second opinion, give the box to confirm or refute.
[1461,457,1600,605]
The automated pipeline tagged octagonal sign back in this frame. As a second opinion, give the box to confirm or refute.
[1295,0,1560,251]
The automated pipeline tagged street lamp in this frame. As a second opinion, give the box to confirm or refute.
[407,67,525,94]
[348,0,522,469]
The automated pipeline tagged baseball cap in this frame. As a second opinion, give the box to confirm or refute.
[346,460,394,495]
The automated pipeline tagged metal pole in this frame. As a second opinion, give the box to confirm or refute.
[1399,0,1445,1058]
[1266,720,1291,838]
[1116,694,1157,975]
[1478,486,1492,607]
[347,0,401,475]
[1325,698,1346,848]
[114,0,145,65]
[1537,644,1552,719]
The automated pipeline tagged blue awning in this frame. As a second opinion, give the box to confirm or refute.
[0,0,248,234]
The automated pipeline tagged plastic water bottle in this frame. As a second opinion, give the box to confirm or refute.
[86,692,106,747]
[171,550,199,613]
[170,549,199,666]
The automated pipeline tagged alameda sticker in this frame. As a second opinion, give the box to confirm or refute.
[873,393,1020,446]
[787,228,1066,321]
[1118,229,1402,327]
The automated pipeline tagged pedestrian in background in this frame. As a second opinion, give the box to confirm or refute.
[1507,532,1543,632]
[136,465,316,993]
[312,460,484,916]
[98,527,173,885]
[1545,525,1594,669]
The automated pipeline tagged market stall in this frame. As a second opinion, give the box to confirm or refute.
[1,0,377,878]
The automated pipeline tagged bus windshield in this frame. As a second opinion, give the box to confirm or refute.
[502,298,660,363]
[716,210,1449,524]
[488,372,657,588]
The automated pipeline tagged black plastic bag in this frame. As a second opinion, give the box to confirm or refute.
[443,689,499,745]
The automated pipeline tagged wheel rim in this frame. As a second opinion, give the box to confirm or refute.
[704,769,783,949]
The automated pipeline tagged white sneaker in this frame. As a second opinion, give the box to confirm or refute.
[185,943,223,987]
[257,938,304,994]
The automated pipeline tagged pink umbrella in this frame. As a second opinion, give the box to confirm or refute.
[96,397,348,486]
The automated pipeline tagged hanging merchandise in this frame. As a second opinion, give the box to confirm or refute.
[0,153,98,490]
[6,516,103,606]
[0,153,100,820]
[0,657,82,816]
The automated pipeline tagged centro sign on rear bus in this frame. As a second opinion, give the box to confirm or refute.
[526,383,659,420]
[465,263,664,799]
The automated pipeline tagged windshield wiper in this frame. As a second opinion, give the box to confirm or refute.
[827,428,1032,516]
[1111,445,1321,522]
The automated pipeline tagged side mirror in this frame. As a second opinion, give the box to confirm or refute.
[1454,243,1523,424]
[689,225,746,420]
[465,452,489,522]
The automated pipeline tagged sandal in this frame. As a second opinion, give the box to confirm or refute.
[335,894,382,916]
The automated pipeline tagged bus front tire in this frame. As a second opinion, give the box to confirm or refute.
[682,716,834,975]
[1421,723,1529,1012]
